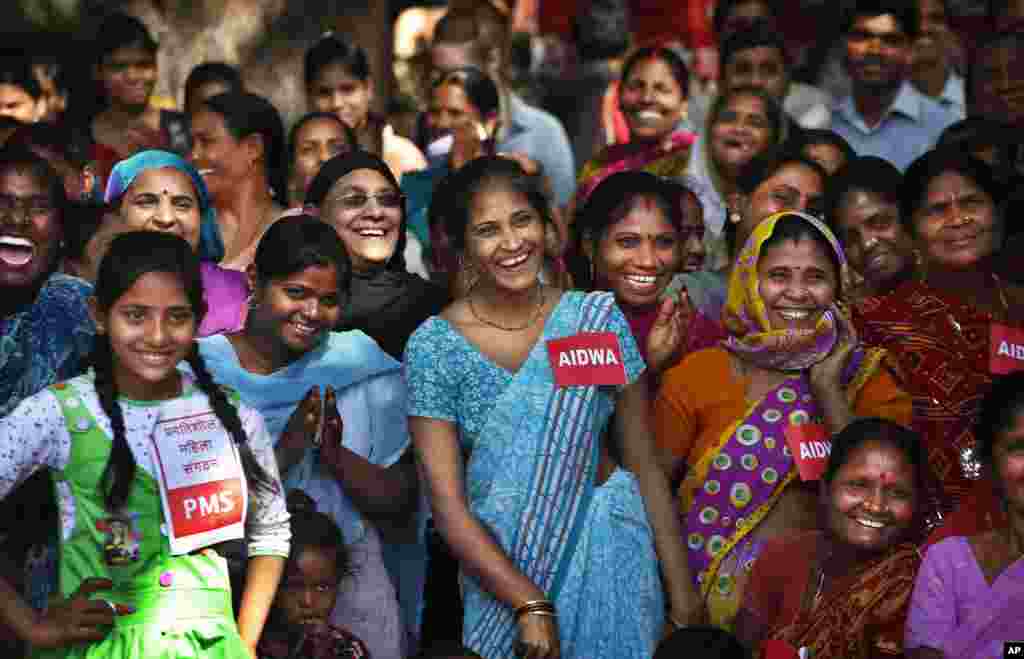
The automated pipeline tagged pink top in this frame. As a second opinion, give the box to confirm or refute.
[198,262,247,337]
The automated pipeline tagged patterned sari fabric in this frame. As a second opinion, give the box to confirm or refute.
[855,280,998,508]
[763,532,922,659]
[0,273,94,417]
[575,129,694,205]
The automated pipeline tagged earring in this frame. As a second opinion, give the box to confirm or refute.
[246,293,260,311]
[729,209,743,224]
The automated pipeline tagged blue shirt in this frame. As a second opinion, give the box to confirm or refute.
[499,93,576,206]
[831,81,958,171]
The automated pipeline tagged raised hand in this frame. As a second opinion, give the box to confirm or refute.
[30,577,132,648]
[646,292,692,374]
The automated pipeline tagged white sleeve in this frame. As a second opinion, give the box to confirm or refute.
[238,404,291,558]
[0,390,72,501]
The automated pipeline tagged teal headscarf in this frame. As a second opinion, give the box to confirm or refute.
[104,150,225,263]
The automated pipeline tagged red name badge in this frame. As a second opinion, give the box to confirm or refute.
[784,423,830,481]
[761,640,800,659]
[547,332,628,387]
[990,323,1024,375]
[167,477,244,537]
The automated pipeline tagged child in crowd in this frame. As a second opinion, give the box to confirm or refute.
[256,490,369,659]
[0,231,289,657]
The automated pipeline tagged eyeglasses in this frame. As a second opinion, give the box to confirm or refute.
[0,194,55,219]
[328,191,405,210]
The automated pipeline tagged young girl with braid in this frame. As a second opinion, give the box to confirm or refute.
[0,230,290,658]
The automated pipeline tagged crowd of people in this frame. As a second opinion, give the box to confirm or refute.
[0,0,1022,657]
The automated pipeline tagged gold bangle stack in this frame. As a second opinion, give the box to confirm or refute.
[514,599,557,619]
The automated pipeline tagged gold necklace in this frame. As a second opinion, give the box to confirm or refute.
[469,281,545,331]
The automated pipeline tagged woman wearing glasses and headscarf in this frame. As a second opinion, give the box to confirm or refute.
[306,151,448,361]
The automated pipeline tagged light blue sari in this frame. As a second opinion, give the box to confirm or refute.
[406,291,664,659]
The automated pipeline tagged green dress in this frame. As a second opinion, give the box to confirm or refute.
[33,381,251,659]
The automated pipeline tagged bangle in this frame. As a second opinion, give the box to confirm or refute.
[514,599,555,619]
[668,615,685,630]
[523,610,556,618]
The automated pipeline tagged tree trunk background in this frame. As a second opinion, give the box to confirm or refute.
[7,0,393,128]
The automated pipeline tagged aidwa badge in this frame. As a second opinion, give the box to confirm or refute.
[784,422,831,481]
[990,323,1024,375]
[546,332,628,387]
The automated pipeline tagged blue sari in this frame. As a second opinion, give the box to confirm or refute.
[406,291,664,659]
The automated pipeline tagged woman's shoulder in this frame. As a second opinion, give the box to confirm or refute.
[36,273,93,308]
[322,330,401,373]
[405,314,460,361]
[919,535,972,576]
[665,346,731,378]
[756,531,823,577]
[200,262,247,290]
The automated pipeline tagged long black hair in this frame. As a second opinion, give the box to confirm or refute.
[251,214,352,302]
[202,92,288,203]
[93,231,273,510]
[435,155,552,251]
[570,170,698,289]
[283,489,354,582]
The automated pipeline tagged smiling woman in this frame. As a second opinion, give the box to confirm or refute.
[654,211,912,630]
[854,150,1024,528]
[198,215,416,659]
[735,418,926,659]
[104,150,248,337]
[571,170,724,377]
[575,47,695,207]
[689,87,787,270]
[406,156,701,659]
[305,151,447,360]
[0,146,93,416]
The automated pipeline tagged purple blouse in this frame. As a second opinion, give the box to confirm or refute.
[198,262,247,337]
[906,536,1024,659]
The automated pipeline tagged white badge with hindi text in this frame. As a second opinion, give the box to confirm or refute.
[150,397,248,555]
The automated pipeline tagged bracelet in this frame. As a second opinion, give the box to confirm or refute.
[514,599,556,619]
[668,615,685,630]
[522,610,556,618]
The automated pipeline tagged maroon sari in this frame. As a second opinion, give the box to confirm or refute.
[855,280,1000,508]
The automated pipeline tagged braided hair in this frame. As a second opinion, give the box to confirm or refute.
[93,231,272,511]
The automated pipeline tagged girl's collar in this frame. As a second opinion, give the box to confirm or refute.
[83,369,194,407]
